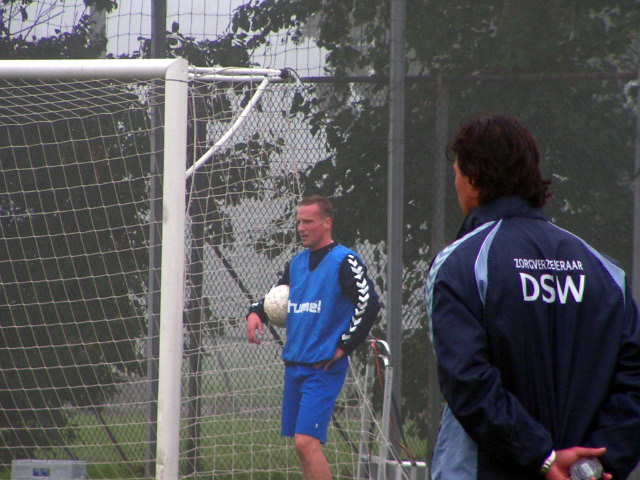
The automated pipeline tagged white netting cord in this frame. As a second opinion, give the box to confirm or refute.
[0,76,160,478]
[0,67,413,479]
[180,74,413,479]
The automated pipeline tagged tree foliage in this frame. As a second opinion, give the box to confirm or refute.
[0,0,111,59]
[0,81,151,459]
[0,1,145,461]
[229,0,640,453]
[1,0,638,462]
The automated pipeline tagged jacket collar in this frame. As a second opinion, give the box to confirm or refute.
[456,196,548,239]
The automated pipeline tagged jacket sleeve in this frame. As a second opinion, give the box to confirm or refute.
[430,259,553,473]
[337,253,380,356]
[247,263,290,324]
[584,282,640,479]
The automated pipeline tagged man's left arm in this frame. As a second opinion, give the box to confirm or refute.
[337,253,380,356]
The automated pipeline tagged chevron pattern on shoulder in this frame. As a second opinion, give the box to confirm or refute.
[342,254,370,342]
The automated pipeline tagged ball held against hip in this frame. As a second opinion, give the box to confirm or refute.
[263,284,289,327]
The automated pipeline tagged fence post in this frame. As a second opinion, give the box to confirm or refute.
[146,1,167,477]
[633,68,640,309]
[630,56,640,480]
[387,0,406,457]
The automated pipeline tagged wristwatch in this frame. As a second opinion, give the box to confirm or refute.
[538,450,556,476]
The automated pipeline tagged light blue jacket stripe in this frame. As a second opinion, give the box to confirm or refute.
[426,221,496,344]
[474,220,503,305]
[549,223,626,302]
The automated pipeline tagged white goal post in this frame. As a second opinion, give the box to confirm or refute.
[0,59,417,480]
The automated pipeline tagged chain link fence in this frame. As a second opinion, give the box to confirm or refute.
[1,68,638,478]
[2,1,640,478]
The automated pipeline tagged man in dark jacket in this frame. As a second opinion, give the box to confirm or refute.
[426,114,640,479]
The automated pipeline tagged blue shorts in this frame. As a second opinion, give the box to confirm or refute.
[281,356,349,444]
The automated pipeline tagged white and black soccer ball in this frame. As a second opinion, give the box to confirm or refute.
[263,284,289,327]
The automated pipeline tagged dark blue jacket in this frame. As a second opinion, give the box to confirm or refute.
[426,196,640,479]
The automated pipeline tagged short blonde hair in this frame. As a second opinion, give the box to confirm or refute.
[299,195,334,219]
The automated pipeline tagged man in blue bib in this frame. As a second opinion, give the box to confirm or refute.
[247,195,380,480]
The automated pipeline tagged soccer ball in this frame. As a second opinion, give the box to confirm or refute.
[263,284,289,327]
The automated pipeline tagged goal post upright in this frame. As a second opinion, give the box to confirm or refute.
[155,58,189,480]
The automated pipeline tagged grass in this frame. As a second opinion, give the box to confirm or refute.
[0,345,429,478]
[0,410,368,479]
[0,411,427,479]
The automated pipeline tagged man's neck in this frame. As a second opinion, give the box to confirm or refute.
[309,238,334,252]
[307,241,338,270]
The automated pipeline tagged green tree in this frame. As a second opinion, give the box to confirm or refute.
[0,82,151,461]
[228,0,640,457]
[0,0,146,463]
[0,2,299,468]
[0,0,114,59]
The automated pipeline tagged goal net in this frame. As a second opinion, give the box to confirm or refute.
[0,60,414,480]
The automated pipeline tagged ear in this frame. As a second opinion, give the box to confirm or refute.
[325,216,333,229]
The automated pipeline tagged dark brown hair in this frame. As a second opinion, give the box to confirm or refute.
[299,195,335,219]
[446,114,552,207]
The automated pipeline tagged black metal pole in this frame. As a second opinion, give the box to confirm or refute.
[387,0,406,459]
[146,0,166,477]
